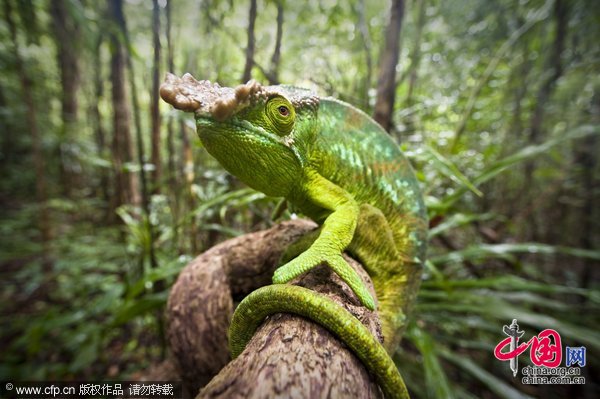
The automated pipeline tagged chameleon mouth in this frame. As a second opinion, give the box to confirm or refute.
[195,115,284,145]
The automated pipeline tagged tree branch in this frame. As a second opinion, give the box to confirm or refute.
[167,220,385,398]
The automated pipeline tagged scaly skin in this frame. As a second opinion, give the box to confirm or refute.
[160,73,428,397]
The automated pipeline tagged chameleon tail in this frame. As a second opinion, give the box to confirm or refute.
[229,284,409,399]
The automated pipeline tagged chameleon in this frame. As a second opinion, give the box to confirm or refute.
[160,73,428,398]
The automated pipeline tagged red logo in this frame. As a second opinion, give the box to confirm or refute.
[495,328,562,367]
[493,319,562,376]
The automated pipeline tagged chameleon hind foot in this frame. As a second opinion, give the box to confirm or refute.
[272,248,376,310]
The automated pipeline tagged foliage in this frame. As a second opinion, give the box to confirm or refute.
[0,0,598,397]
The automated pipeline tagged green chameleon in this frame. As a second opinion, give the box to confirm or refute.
[160,73,428,398]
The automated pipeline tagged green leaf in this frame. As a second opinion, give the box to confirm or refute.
[424,145,483,197]
[69,332,100,373]
[496,303,600,351]
[218,191,267,220]
[417,294,600,351]
[407,326,455,399]
[191,187,263,219]
[439,349,534,399]
[439,125,599,211]
[428,213,496,238]
[111,292,168,326]
[430,242,600,266]
[422,275,593,297]
[126,264,182,300]
[424,259,445,281]
[199,223,244,237]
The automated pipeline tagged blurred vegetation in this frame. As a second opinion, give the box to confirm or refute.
[0,0,598,397]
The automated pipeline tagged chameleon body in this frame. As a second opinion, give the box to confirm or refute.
[160,73,427,398]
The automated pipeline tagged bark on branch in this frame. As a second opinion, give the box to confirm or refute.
[167,220,385,398]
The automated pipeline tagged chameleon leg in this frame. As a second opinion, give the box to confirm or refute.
[349,204,421,353]
[278,227,321,265]
[277,227,374,312]
[229,285,409,399]
[273,171,376,310]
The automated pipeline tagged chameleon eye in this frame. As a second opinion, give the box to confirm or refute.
[278,105,290,117]
[266,96,295,136]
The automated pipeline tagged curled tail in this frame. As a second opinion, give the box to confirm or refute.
[229,284,409,399]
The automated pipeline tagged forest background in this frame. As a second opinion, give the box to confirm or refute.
[0,0,598,398]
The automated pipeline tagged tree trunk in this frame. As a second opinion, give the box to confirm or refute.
[180,119,197,254]
[173,52,197,254]
[167,220,384,398]
[4,0,51,256]
[50,0,81,198]
[373,0,404,132]
[165,0,179,249]
[267,0,283,85]
[14,0,39,45]
[576,93,599,290]
[449,1,552,151]
[404,0,426,108]
[166,0,177,196]
[498,28,532,226]
[150,0,162,193]
[91,34,111,215]
[108,0,138,216]
[241,0,257,83]
[526,0,567,157]
[0,84,11,163]
[404,0,427,135]
[251,0,283,86]
[117,0,158,273]
[524,0,567,239]
[116,0,163,348]
[507,34,530,142]
[356,0,373,110]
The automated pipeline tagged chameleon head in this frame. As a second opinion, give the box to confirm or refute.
[160,73,319,196]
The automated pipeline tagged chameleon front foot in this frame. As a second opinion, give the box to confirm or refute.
[272,250,376,310]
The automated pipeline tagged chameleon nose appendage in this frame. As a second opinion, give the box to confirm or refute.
[159,73,268,121]
[159,72,205,112]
